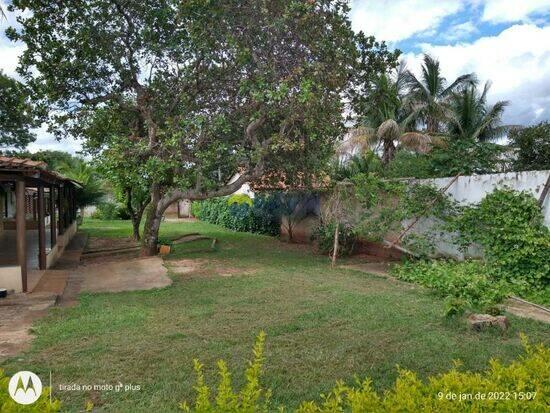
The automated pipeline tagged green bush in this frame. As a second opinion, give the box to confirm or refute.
[451,188,550,290]
[314,222,358,257]
[392,260,510,315]
[227,194,253,206]
[192,195,279,236]
[90,201,128,220]
[0,370,60,412]
[182,333,550,412]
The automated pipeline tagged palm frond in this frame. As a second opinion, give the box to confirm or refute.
[337,126,376,155]
[377,119,400,141]
[399,132,433,153]
[441,73,477,97]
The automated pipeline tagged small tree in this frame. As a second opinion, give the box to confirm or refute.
[322,181,360,267]
[274,191,316,242]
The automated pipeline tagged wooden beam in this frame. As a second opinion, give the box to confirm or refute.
[50,186,56,247]
[58,185,65,235]
[37,185,47,270]
[15,180,27,292]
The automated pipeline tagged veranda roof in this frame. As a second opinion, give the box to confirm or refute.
[0,156,81,187]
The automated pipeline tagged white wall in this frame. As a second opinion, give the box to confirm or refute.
[407,170,550,259]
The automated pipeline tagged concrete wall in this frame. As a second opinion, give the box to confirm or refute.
[411,170,550,224]
[408,170,550,259]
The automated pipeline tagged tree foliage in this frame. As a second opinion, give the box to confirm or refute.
[0,71,39,148]
[509,122,550,171]
[9,0,358,254]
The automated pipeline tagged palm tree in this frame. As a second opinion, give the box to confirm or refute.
[342,69,433,165]
[448,81,509,142]
[405,54,476,134]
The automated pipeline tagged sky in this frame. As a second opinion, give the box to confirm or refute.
[1,0,550,154]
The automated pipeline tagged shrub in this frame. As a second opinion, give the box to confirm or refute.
[227,194,253,206]
[314,222,357,257]
[180,331,271,412]
[90,201,128,220]
[0,369,60,412]
[391,260,510,315]
[451,188,550,290]
[192,195,279,236]
[182,333,550,412]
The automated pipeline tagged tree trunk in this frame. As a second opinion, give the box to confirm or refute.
[140,184,162,256]
[331,223,339,268]
[132,218,141,241]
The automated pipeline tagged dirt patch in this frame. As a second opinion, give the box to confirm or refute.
[86,236,139,252]
[165,258,255,277]
[0,292,57,361]
[80,257,172,293]
[505,298,550,324]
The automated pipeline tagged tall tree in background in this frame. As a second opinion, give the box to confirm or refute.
[344,68,432,164]
[0,72,39,148]
[509,122,550,171]
[9,0,357,255]
[449,81,509,142]
[405,54,475,134]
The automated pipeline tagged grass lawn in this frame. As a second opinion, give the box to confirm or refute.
[2,219,549,412]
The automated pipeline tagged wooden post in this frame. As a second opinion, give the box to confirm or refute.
[15,179,27,292]
[37,185,47,270]
[50,186,57,247]
[58,185,64,235]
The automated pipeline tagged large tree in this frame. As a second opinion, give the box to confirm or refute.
[0,71,38,148]
[9,0,357,255]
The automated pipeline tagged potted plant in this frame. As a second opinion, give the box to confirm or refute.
[157,237,173,255]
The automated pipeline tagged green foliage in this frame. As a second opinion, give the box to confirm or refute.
[452,188,550,290]
[91,202,128,220]
[297,336,549,413]
[428,139,505,176]
[227,194,253,207]
[0,369,60,412]
[0,71,40,149]
[314,222,358,257]
[509,122,550,171]
[192,196,279,236]
[182,335,550,413]
[383,150,434,179]
[392,260,510,315]
[180,331,271,412]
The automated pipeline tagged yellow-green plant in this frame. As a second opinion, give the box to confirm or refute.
[182,334,549,412]
[297,335,549,412]
[180,331,272,413]
[0,369,60,412]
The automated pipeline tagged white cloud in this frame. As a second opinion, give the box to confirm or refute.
[404,24,550,126]
[442,21,478,42]
[481,0,550,23]
[26,125,83,155]
[0,43,24,78]
[350,0,464,42]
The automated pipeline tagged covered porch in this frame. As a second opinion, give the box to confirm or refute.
[0,157,79,293]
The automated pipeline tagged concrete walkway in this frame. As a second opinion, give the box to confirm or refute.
[79,256,172,293]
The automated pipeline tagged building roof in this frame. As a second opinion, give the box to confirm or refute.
[0,156,81,187]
